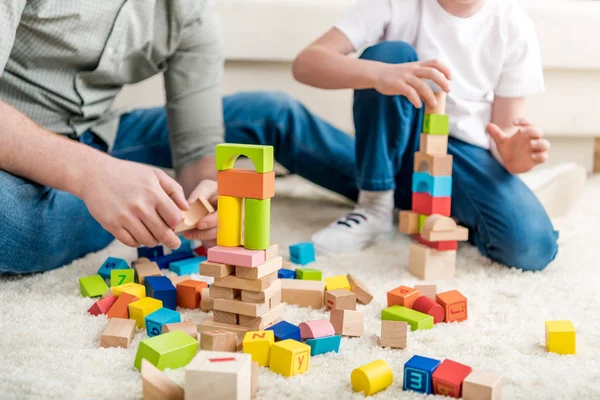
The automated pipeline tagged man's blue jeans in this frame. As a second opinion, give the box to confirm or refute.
[0,41,557,274]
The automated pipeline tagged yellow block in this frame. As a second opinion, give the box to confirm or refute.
[351,360,393,396]
[128,298,163,328]
[112,282,146,299]
[545,320,576,355]
[217,195,243,247]
[242,331,274,367]
[325,275,351,291]
[269,339,310,377]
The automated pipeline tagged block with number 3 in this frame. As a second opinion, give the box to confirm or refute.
[403,355,441,394]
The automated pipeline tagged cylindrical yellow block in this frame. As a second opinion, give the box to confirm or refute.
[217,195,242,247]
[351,360,393,396]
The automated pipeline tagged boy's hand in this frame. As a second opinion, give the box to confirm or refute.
[373,59,452,109]
[81,158,188,249]
[487,118,550,174]
[182,179,218,247]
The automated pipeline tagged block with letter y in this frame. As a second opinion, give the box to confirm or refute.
[269,339,310,377]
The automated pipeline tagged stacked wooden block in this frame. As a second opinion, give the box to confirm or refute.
[399,92,469,280]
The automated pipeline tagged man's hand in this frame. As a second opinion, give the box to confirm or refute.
[182,179,218,247]
[81,158,189,249]
[487,118,550,174]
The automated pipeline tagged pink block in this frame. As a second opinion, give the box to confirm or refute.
[88,295,117,316]
[299,320,336,340]
[207,246,265,267]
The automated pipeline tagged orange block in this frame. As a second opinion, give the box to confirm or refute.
[436,290,468,323]
[106,293,139,319]
[387,286,420,308]
[217,169,275,200]
[176,280,209,309]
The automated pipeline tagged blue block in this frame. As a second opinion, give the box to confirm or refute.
[98,257,129,280]
[278,269,296,279]
[412,172,452,197]
[137,246,164,260]
[266,320,301,342]
[403,355,441,394]
[170,257,206,276]
[151,251,194,270]
[144,276,177,310]
[145,308,181,337]
[305,335,341,356]
[289,242,316,265]
[173,236,194,254]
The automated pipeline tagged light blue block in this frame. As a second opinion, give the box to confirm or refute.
[305,335,341,356]
[169,257,206,276]
[289,242,316,265]
[145,308,181,337]
[98,257,129,280]
[412,172,452,197]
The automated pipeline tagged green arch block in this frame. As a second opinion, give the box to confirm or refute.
[216,144,274,173]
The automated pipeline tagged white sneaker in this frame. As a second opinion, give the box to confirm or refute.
[311,209,395,254]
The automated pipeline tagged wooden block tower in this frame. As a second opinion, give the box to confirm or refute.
[200,144,284,332]
[399,93,469,280]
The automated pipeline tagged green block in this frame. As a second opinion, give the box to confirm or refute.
[216,143,274,173]
[110,269,135,287]
[418,214,427,233]
[296,268,322,281]
[382,305,434,331]
[244,198,270,250]
[134,330,198,371]
[79,275,109,297]
[423,114,449,135]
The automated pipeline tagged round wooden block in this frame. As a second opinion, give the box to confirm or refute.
[413,296,445,324]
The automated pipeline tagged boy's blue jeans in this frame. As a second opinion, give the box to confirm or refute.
[0,41,557,274]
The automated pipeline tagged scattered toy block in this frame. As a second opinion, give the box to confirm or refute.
[216,143,274,173]
[153,251,195,270]
[169,274,193,287]
[176,279,208,309]
[184,350,252,399]
[325,289,357,311]
[241,280,281,303]
[100,317,136,349]
[129,297,163,328]
[324,275,351,291]
[200,260,235,278]
[382,305,433,331]
[217,195,243,247]
[432,359,473,398]
[414,152,453,176]
[281,279,324,309]
[106,293,139,319]
[79,275,109,298]
[236,256,282,280]
[144,276,177,310]
[135,330,198,371]
[403,355,441,394]
[347,274,373,305]
[269,339,310,377]
[330,309,364,337]
[266,320,301,342]
[244,198,270,251]
[170,257,205,276]
[194,245,208,257]
[88,295,117,316]
[420,133,448,155]
[110,268,135,287]
[295,267,322,281]
[212,272,277,293]
[201,330,238,352]
[214,310,239,325]
[413,296,445,324]
[425,91,447,115]
[305,335,341,356]
[462,370,502,400]
[173,236,194,254]
[399,210,420,234]
[351,360,393,396]
[289,242,316,265]
[141,359,184,400]
[238,303,285,331]
[265,243,278,260]
[423,114,450,135]
[412,172,452,197]
[201,287,214,311]
[408,242,456,280]
[545,320,576,355]
[146,308,181,337]
[278,269,296,279]
[175,197,214,233]
[251,361,259,399]
[162,321,198,339]
[138,246,164,260]
[414,284,437,301]
[133,261,162,284]
[243,331,275,367]
[198,318,249,339]
[413,234,458,251]
[436,290,468,323]
[218,168,275,200]
[213,298,270,318]
[208,245,265,268]
[421,215,468,242]
[299,320,335,340]
[387,285,420,308]
[380,320,408,349]
[210,285,241,300]
[112,282,146,299]
[98,257,129,280]
[412,192,451,216]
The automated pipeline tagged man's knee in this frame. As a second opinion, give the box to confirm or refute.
[359,41,418,64]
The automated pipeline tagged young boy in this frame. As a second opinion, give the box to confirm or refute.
[292,0,559,270]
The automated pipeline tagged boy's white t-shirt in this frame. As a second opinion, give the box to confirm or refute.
[335,0,544,152]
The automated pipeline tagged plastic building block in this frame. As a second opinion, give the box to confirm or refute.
[330,309,364,337]
[112,282,146,299]
[463,370,502,400]
[110,269,134,287]
[412,193,451,216]
[173,236,194,254]
[382,305,434,331]
[218,168,275,200]
[299,320,335,340]
[347,274,373,305]
[153,251,195,270]
[215,143,274,173]
[216,195,243,247]
[387,285,420,308]
[289,242,316,265]
[236,256,282,280]
[269,339,310,377]
[414,152,453,177]
[169,257,205,276]
[200,330,238,352]
[100,318,136,349]
[436,290,468,323]
[176,279,208,309]
[325,289,357,311]
[134,330,198,371]
[281,279,325,308]
[138,245,164,260]
[133,261,162,285]
[420,133,448,155]
[414,284,437,301]
[351,360,393,396]
[163,321,198,339]
[266,320,301,342]
[278,269,296,279]
[399,210,420,234]
[175,197,214,233]
[305,335,341,356]
[413,234,458,251]
[208,245,265,268]
[324,275,351,291]
[79,275,109,298]
[141,359,184,400]
[145,276,177,310]
[413,296,445,323]
[242,331,275,367]
[545,320,576,355]
[432,359,473,398]
[146,308,181,337]
[106,293,139,319]
[98,257,128,280]
[423,114,450,135]
[244,198,270,250]
[184,351,252,399]
[380,321,408,349]
[88,295,117,316]
[412,172,452,197]
[129,297,163,328]
[408,242,456,280]
[403,355,441,394]
[295,267,322,281]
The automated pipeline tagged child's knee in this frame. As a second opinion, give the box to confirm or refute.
[359,41,418,64]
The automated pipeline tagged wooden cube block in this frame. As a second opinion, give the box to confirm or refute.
[289,242,316,265]
[100,317,136,349]
[462,370,502,400]
[414,152,453,176]
[424,91,446,115]
[214,310,239,325]
[141,359,184,400]
[545,320,576,355]
[432,359,473,398]
[299,320,335,340]
[412,172,452,197]
[218,168,275,200]
[210,285,242,300]
[175,197,214,233]
[269,339,310,377]
[408,242,456,280]
[238,303,285,331]
[325,289,357,311]
[382,305,433,331]
[436,290,468,323]
[399,210,420,234]
[330,309,364,337]
[387,285,419,308]
[380,320,408,349]
[216,143,274,173]
[176,279,208,309]
[79,275,109,298]
[241,280,281,303]
[423,114,450,135]
[403,355,441,394]
[242,331,275,367]
[210,245,266,269]
[420,133,448,155]
[106,292,139,319]
[295,267,322,281]
[198,318,249,340]
[146,308,181,337]
[346,274,373,305]
[98,257,129,280]
[413,234,458,251]
[200,260,235,278]
[112,282,146,299]
[421,215,468,242]
[129,297,163,328]
[110,269,134,287]
[134,261,161,285]
[88,295,117,316]
[413,296,445,324]
[244,198,270,251]
[305,335,341,356]
[134,330,198,371]
[281,279,324,308]
[211,272,277,292]
[414,284,437,301]
[266,320,301,342]
[236,256,282,280]
[170,257,203,276]
[324,275,351,291]
[351,360,393,396]
[144,276,177,310]
[201,330,238,352]
[201,287,214,311]
[162,321,198,339]
[412,193,451,216]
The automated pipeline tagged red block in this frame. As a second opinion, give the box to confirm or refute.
[412,234,458,251]
[412,296,445,323]
[88,295,117,316]
[432,359,473,398]
[412,193,451,216]
[194,246,208,257]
